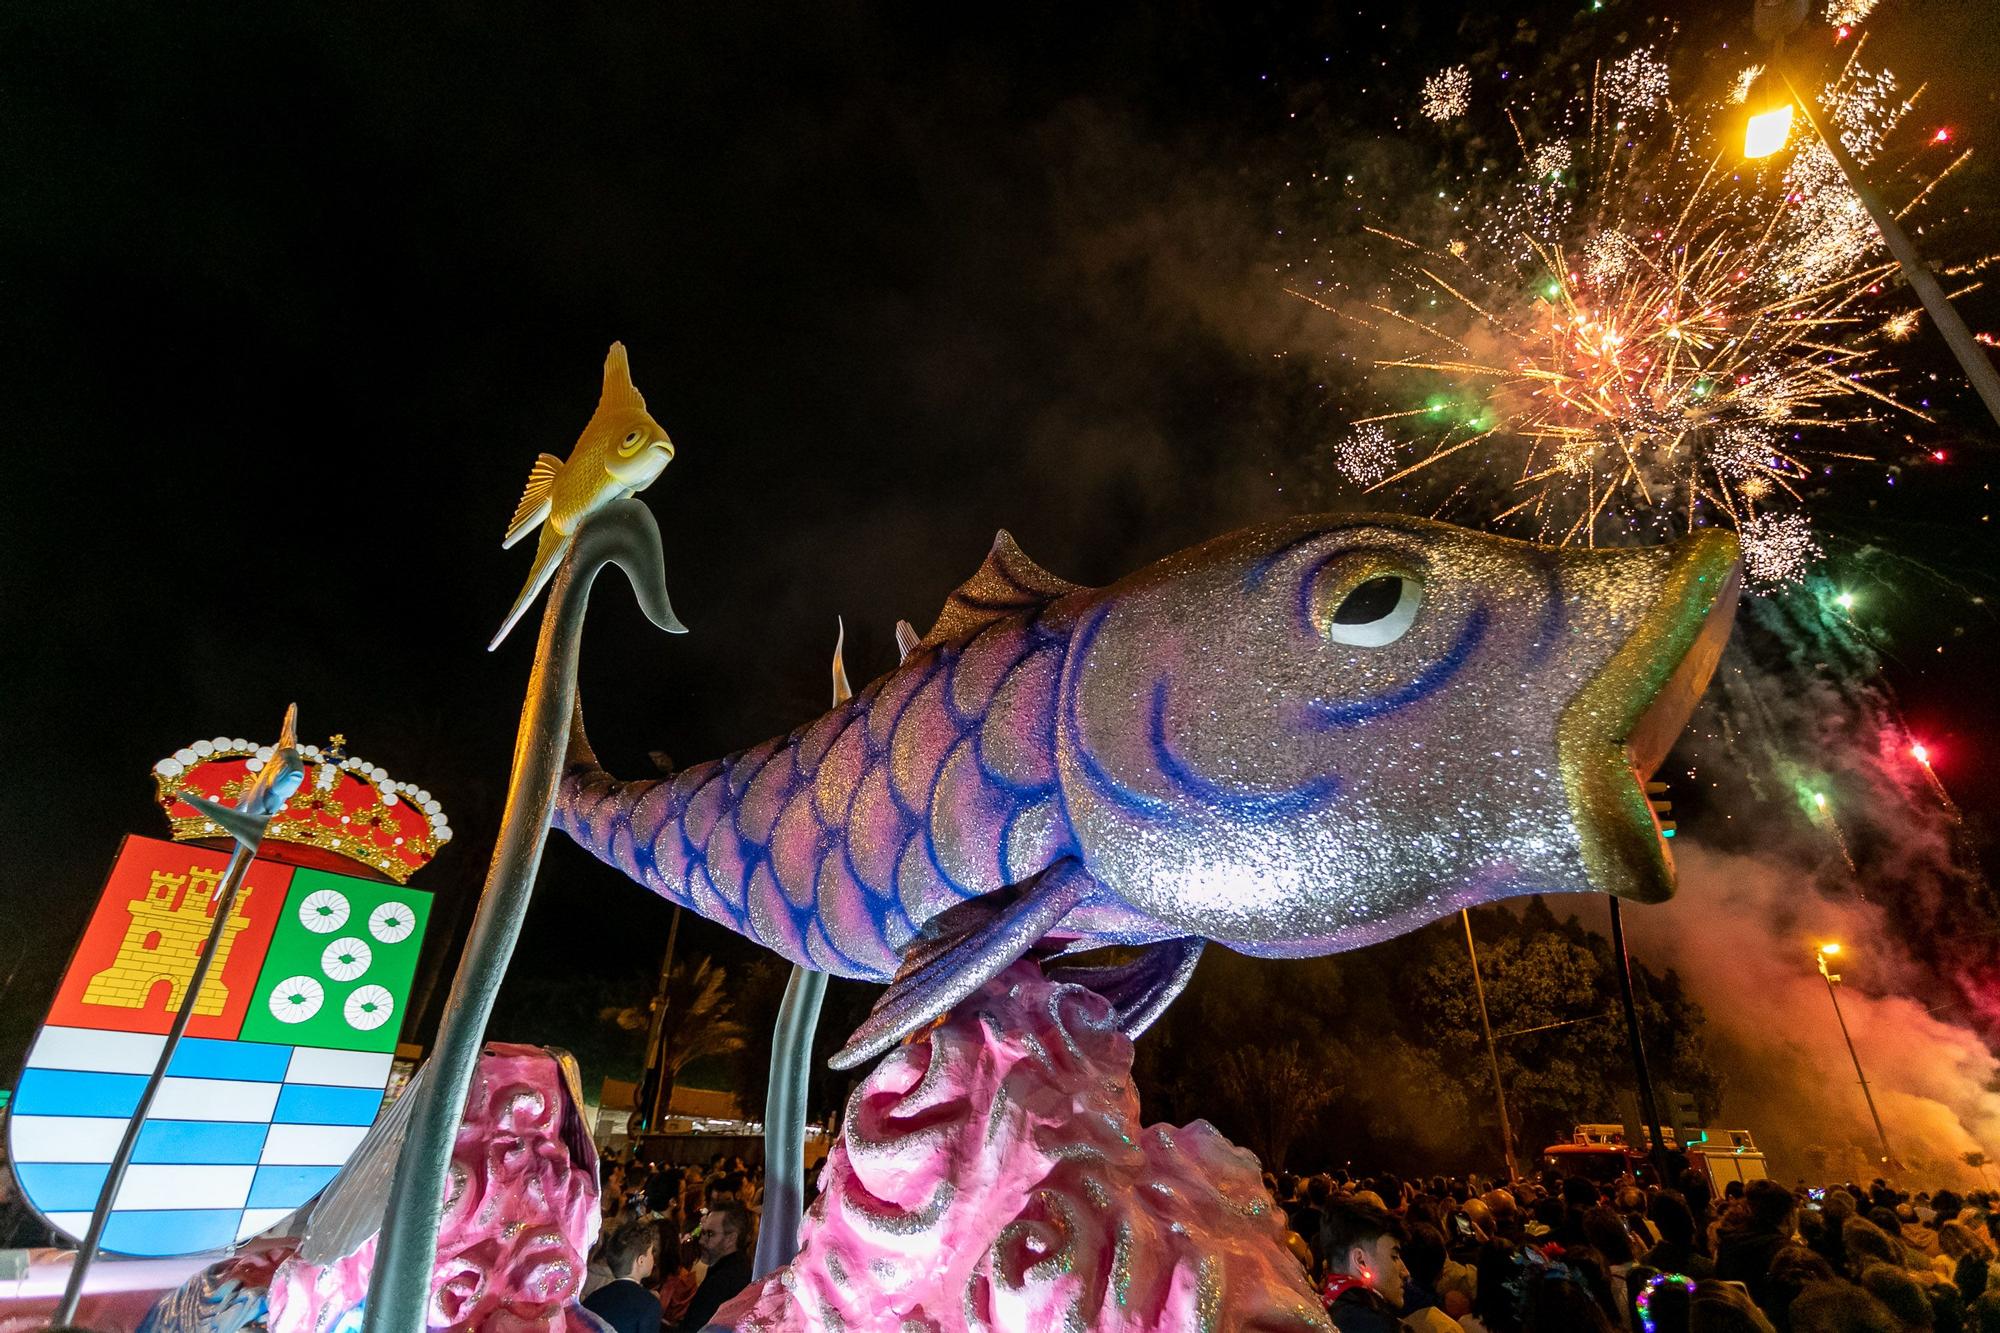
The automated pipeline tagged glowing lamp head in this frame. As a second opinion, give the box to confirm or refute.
[1819,942,1841,957]
[1745,104,1794,159]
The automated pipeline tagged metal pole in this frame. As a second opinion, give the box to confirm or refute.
[751,965,828,1278]
[641,906,684,1136]
[52,845,255,1325]
[365,501,680,1333]
[1775,61,2000,431]
[1607,899,1672,1183]
[1461,910,1518,1183]
[1819,957,1895,1169]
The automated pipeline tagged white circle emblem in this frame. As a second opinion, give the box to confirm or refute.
[321,937,372,982]
[368,901,415,944]
[270,976,324,1023]
[345,985,394,1031]
[299,889,350,934]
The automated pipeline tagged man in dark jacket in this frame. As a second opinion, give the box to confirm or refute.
[1715,1178,1797,1319]
[1319,1198,1409,1332]
[582,1220,661,1333]
[670,1201,755,1333]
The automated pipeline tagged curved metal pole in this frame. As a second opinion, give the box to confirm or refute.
[364,500,679,1333]
[751,965,828,1279]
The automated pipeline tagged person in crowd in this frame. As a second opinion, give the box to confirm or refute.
[1718,1180,1799,1319]
[1647,1191,1719,1280]
[581,1220,661,1333]
[1318,1197,1409,1332]
[1397,1222,1459,1331]
[1292,1176,1331,1270]
[1689,1279,1780,1332]
[1768,1246,1840,1331]
[1898,1204,1941,1260]
[1786,1277,1901,1332]
[653,1226,701,1328]
[670,1201,755,1333]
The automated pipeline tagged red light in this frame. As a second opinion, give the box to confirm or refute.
[1933,450,1948,462]
[1836,24,1851,39]
[1935,128,1952,144]
[1911,743,1931,764]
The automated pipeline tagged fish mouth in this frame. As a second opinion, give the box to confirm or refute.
[1557,530,1741,904]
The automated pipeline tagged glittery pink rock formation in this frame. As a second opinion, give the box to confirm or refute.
[269,1043,602,1333]
[711,964,1331,1333]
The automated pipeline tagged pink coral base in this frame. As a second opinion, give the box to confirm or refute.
[712,963,1331,1332]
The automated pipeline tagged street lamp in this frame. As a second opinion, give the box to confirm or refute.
[1740,17,2000,429]
[1816,943,1896,1170]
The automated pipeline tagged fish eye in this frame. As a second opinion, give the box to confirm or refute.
[1326,575,1421,646]
[624,430,643,445]
[1306,556,1424,648]
[617,429,647,457]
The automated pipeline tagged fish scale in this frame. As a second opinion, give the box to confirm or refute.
[554,612,1079,982]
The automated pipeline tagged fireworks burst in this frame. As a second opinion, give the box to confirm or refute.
[1289,38,1980,581]
[1730,64,1765,104]
[1336,423,1398,485]
[1742,512,1824,585]
[1825,0,1880,27]
[1421,65,1472,122]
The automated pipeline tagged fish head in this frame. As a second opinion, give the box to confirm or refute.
[1055,514,1739,956]
[582,342,676,487]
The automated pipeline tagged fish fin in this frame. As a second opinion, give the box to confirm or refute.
[829,862,1095,1070]
[179,790,271,850]
[831,617,852,707]
[1046,938,1204,1040]
[921,530,1083,649]
[598,340,647,416]
[488,525,568,651]
[894,619,920,662]
[502,453,564,549]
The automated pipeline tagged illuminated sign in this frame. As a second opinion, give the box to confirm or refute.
[7,834,431,1257]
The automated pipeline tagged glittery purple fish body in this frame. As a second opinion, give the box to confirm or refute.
[556,514,1742,1068]
[556,591,1092,982]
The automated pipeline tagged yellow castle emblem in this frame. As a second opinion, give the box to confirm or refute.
[82,867,252,1015]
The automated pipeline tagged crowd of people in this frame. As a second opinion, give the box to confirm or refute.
[581,1153,764,1333]
[1275,1167,2000,1332]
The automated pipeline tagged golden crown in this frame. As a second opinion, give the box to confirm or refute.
[153,734,449,884]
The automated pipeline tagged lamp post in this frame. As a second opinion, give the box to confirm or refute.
[1816,943,1896,1170]
[1741,19,2000,430]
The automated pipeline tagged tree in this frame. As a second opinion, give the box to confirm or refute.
[641,956,750,1119]
[1965,1150,1992,1187]
[489,967,655,1091]
[1212,1041,1342,1169]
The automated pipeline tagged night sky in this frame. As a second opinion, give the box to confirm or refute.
[4,1,1997,1082]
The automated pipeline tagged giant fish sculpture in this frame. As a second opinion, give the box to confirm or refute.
[557,515,1740,1069]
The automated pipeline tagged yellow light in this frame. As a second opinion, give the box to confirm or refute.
[1745,104,1794,159]
[1820,942,1842,957]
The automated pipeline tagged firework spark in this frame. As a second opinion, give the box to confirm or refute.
[1743,512,1824,585]
[1291,41,1978,575]
[1336,423,1398,485]
[1422,65,1472,122]
[1826,0,1880,27]
[1730,64,1765,104]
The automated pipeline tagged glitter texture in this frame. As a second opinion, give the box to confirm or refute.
[707,962,1332,1332]
[560,515,1741,1054]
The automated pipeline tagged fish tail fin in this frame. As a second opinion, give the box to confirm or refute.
[489,525,567,651]
[503,453,564,549]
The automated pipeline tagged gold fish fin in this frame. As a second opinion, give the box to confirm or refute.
[502,453,564,549]
[598,340,647,416]
[921,530,1083,649]
[894,620,920,662]
[489,525,568,651]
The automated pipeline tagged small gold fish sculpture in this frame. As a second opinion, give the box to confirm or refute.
[490,342,678,649]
